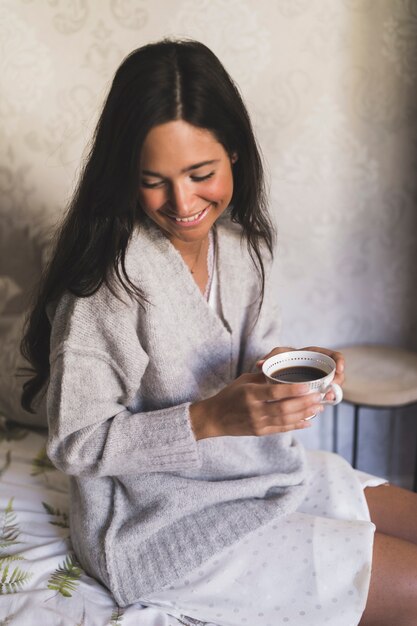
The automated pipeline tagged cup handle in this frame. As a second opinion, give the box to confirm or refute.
[321,383,343,406]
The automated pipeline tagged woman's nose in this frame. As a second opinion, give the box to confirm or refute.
[169,182,194,215]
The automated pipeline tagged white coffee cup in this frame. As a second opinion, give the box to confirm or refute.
[262,350,343,408]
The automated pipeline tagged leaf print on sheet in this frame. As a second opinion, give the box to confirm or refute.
[0,452,11,480]
[47,553,82,597]
[110,606,125,625]
[0,499,21,551]
[42,501,69,529]
[0,561,33,594]
[31,444,56,478]
[0,499,33,594]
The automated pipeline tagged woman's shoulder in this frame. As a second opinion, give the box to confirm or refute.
[215,213,246,261]
[47,286,145,375]
[216,212,272,271]
[216,211,243,238]
[47,277,137,350]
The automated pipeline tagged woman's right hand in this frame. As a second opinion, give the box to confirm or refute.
[189,373,324,440]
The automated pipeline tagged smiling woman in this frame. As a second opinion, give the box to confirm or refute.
[19,38,417,626]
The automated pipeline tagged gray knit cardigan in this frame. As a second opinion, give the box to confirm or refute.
[46,216,307,606]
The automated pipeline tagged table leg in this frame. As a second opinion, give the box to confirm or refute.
[332,404,338,453]
[414,427,417,493]
[352,405,360,469]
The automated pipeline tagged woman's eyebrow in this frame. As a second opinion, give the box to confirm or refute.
[142,159,220,177]
[184,159,219,172]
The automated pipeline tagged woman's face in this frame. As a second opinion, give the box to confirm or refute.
[138,120,235,246]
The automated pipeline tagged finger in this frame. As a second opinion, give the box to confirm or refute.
[241,372,267,385]
[259,419,313,436]
[323,389,335,402]
[261,394,324,425]
[243,381,312,403]
[332,351,345,376]
[264,382,315,402]
[274,402,323,425]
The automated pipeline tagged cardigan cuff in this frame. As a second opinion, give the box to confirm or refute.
[88,402,202,475]
[111,402,201,473]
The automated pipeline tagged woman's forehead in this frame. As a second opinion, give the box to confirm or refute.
[140,120,227,169]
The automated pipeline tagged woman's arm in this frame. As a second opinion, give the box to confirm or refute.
[47,348,201,478]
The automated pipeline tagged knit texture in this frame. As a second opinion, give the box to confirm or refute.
[46,216,308,606]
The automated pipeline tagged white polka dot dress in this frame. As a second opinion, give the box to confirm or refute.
[141,451,386,626]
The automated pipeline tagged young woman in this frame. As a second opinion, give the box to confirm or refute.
[21,39,417,626]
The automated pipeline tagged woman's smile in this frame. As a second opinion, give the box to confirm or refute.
[164,204,212,225]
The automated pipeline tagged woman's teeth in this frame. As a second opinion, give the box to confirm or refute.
[175,208,205,222]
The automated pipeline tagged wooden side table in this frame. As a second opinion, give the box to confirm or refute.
[332,345,417,491]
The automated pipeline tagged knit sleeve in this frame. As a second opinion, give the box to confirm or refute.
[45,282,201,477]
[47,346,201,477]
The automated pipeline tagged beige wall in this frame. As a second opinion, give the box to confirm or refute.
[1,0,417,481]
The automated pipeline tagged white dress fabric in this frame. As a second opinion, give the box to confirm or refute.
[143,453,386,626]
[141,240,388,626]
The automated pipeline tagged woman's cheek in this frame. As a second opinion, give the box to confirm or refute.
[204,175,233,203]
[139,189,165,212]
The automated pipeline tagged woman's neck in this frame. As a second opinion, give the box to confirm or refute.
[171,234,210,295]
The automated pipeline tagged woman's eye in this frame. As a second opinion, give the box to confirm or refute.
[141,180,164,189]
[191,172,215,182]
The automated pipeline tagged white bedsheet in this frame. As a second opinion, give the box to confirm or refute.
[0,420,194,626]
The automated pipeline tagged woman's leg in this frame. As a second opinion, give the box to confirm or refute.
[365,483,417,544]
[359,485,417,625]
[359,532,417,626]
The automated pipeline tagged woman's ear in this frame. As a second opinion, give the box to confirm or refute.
[230,152,238,164]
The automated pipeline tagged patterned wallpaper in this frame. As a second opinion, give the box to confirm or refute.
[1,0,417,482]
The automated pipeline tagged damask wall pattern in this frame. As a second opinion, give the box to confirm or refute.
[1,0,417,482]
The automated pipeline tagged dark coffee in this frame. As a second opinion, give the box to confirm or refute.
[271,366,327,383]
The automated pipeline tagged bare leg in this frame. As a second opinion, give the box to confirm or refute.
[359,532,417,626]
[359,485,417,625]
[364,484,417,544]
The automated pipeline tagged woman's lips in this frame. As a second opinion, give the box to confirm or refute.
[165,205,211,227]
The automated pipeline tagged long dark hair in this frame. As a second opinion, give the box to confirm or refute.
[21,38,275,413]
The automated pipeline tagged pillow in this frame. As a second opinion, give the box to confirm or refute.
[0,313,47,428]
